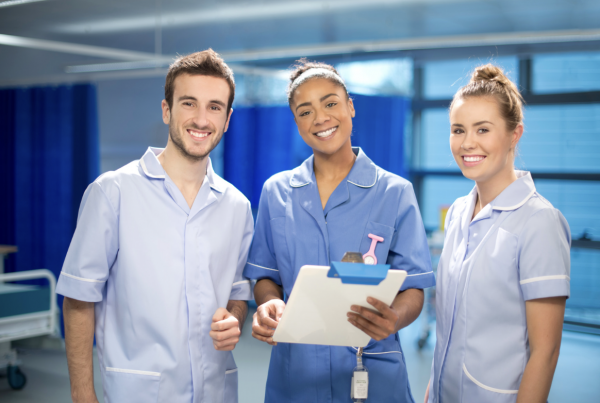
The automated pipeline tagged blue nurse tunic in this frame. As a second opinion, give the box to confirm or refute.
[244,148,435,403]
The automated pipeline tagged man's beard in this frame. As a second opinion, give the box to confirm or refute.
[169,123,222,162]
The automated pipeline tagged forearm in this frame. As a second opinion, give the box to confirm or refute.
[63,297,97,402]
[516,349,560,403]
[391,288,424,332]
[226,299,248,333]
[254,279,284,306]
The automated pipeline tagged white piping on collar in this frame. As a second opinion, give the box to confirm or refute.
[347,170,378,189]
[492,189,536,211]
[140,158,165,179]
[290,179,310,188]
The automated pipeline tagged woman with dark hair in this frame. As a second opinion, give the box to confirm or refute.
[425,64,570,403]
[243,59,435,402]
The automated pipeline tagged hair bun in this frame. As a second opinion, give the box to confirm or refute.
[471,64,511,87]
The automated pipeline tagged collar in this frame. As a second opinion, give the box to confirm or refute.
[489,170,536,211]
[289,147,378,188]
[139,147,226,193]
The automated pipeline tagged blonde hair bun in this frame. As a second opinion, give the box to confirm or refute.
[451,63,524,131]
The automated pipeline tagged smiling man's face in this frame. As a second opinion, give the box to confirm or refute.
[162,73,232,162]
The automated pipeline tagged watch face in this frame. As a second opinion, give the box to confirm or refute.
[363,256,375,265]
[341,252,364,263]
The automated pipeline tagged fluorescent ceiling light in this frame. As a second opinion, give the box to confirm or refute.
[0,33,157,61]
[54,0,474,34]
[63,28,600,74]
[0,0,46,8]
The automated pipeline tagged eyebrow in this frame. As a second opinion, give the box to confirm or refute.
[295,93,338,112]
[177,95,227,108]
[451,120,494,127]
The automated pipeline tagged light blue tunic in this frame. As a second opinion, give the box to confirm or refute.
[56,148,254,403]
[428,171,571,403]
[244,148,435,403]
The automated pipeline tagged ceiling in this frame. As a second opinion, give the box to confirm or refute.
[1,0,599,86]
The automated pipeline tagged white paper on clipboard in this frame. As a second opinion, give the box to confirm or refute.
[272,265,407,347]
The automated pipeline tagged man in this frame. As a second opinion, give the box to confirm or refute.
[57,49,252,403]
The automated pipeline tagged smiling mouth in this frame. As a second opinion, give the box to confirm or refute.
[188,129,211,139]
[314,126,338,138]
[462,155,486,166]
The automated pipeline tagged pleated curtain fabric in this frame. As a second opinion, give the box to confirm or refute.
[0,84,99,284]
[223,94,410,209]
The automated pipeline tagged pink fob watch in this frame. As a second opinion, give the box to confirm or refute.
[363,234,384,265]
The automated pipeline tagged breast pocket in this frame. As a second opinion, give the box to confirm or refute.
[360,221,395,265]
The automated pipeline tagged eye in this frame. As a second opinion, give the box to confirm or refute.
[477,127,489,134]
[210,105,222,111]
[299,110,310,117]
[183,102,194,107]
[452,128,464,135]
[326,102,337,108]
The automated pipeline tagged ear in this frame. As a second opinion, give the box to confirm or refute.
[511,123,524,150]
[223,108,233,132]
[161,99,170,124]
[347,97,355,118]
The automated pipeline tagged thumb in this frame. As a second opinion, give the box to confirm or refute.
[275,302,285,321]
[212,307,230,322]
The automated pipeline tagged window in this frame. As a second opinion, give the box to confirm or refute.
[532,51,600,94]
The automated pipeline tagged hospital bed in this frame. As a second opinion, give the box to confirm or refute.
[0,269,57,390]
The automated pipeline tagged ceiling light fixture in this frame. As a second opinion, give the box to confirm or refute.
[0,0,46,8]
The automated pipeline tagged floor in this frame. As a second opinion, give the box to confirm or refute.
[0,309,599,402]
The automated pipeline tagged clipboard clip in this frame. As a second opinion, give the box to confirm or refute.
[327,252,390,285]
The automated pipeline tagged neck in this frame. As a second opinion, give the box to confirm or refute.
[475,166,518,210]
[157,141,208,190]
[313,141,356,181]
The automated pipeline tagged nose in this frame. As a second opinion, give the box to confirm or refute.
[461,130,477,151]
[313,107,330,126]
[193,106,210,128]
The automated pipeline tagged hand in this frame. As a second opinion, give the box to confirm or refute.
[424,380,430,403]
[252,299,285,346]
[347,296,401,341]
[210,307,241,351]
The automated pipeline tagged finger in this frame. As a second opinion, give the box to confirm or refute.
[274,301,286,321]
[211,316,239,331]
[213,337,239,351]
[347,316,382,340]
[349,307,391,330]
[348,313,389,341]
[366,296,395,315]
[210,326,241,342]
[252,321,275,337]
[251,331,277,345]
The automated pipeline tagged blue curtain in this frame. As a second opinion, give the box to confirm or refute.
[0,85,99,289]
[223,94,410,207]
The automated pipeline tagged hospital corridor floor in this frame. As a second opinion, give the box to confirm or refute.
[0,308,598,402]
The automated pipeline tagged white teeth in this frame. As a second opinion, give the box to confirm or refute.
[464,156,484,162]
[189,130,209,138]
[315,127,337,137]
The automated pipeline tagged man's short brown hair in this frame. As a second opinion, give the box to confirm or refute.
[164,49,235,111]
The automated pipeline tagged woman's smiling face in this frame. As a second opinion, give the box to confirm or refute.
[291,77,355,157]
[449,96,522,185]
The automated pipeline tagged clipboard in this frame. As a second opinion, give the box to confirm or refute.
[272,263,407,347]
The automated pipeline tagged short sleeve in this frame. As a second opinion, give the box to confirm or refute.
[242,183,282,286]
[518,208,571,300]
[229,203,255,300]
[387,183,436,290]
[55,182,119,302]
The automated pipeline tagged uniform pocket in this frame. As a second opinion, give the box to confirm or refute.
[461,364,518,403]
[223,367,239,403]
[360,221,395,265]
[104,367,160,403]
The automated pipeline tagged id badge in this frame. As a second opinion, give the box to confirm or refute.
[351,370,369,400]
